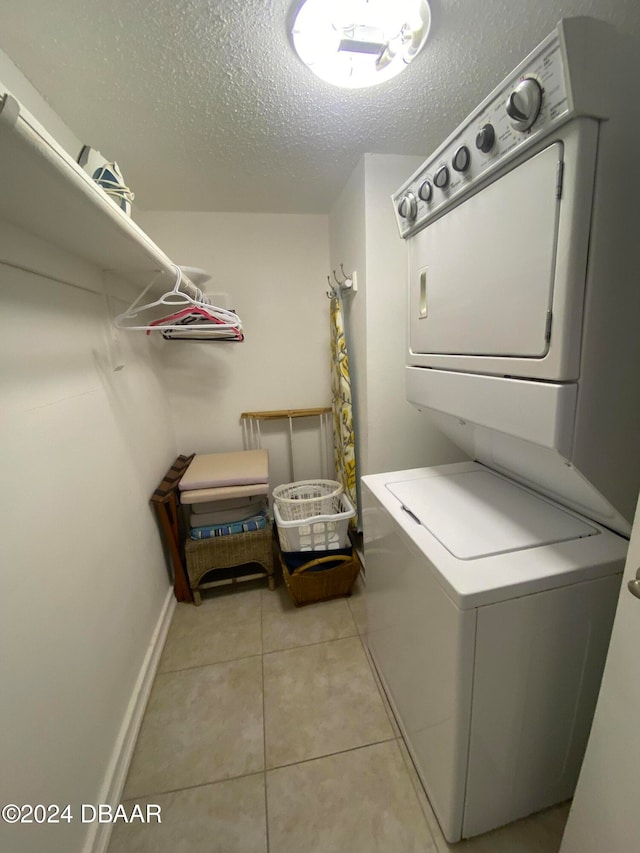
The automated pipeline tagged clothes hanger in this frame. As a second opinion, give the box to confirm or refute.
[146,305,243,338]
[114,266,205,329]
[157,304,244,340]
[145,304,241,333]
[161,325,244,342]
[115,265,242,335]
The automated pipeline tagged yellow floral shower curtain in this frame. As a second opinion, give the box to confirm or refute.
[330,294,357,525]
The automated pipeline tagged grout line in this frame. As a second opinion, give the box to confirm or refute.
[260,590,271,853]
[265,736,398,774]
[395,737,447,853]
[157,651,263,676]
[120,770,266,803]
[262,631,361,659]
[126,591,396,847]
[163,630,363,670]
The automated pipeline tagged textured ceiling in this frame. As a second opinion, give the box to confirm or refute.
[1,0,639,213]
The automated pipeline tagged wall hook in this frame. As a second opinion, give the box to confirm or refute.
[326,265,357,297]
[326,275,337,299]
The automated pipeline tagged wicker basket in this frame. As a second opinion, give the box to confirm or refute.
[272,479,342,521]
[279,547,361,607]
[184,520,275,604]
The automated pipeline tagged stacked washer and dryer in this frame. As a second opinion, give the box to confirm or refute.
[363,18,640,843]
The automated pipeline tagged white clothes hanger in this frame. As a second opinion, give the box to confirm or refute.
[147,305,244,340]
[114,265,243,337]
[114,265,210,324]
[146,303,241,330]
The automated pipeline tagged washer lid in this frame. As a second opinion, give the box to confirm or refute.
[386,469,598,560]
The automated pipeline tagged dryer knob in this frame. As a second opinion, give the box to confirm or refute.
[434,165,450,189]
[398,192,417,221]
[418,180,433,202]
[475,123,496,153]
[506,77,542,132]
[452,145,471,173]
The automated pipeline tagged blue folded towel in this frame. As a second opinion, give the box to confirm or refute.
[189,512,267,540]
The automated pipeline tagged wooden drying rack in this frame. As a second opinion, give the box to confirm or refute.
[241,407,331,420]
[240,407,332,481]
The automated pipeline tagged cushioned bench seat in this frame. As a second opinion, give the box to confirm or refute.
[180,482,269,504]
[179,449,269,491]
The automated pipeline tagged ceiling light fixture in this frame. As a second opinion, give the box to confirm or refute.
[291,0,431,89]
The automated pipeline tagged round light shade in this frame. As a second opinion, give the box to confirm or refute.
[291,0,431,89]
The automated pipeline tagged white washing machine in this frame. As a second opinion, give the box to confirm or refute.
[364,463,625,842]
[365,17,640,844]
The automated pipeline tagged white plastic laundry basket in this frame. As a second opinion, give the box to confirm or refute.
[274,492,355,551]
[272,479,343,521]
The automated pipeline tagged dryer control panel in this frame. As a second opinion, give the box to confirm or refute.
[393,27,575,237]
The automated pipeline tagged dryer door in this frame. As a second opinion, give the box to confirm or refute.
[409,143,562,359]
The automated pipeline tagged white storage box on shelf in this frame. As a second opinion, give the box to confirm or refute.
[272,479,343,521]
[274,492,355,552]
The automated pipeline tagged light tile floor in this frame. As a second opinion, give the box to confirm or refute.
[108,575,570,853]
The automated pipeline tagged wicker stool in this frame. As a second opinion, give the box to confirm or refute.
[184,520,275,605]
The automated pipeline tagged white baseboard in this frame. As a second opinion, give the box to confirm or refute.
[84,586,176,853]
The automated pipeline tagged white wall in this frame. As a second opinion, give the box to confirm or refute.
[0,234,178,853]
[329,154,466,491]
[138,211,332,489]
[1,59,178,853]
